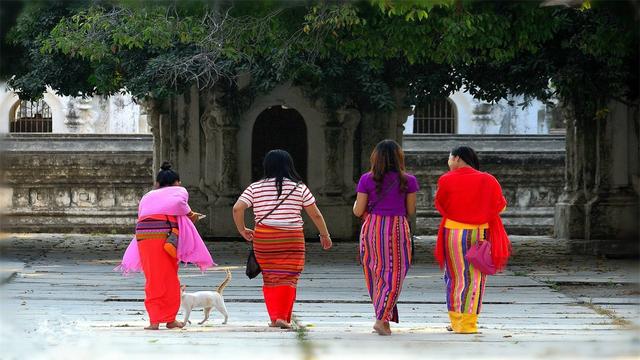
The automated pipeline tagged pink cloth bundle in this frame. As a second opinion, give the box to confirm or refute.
[115,186,215,274]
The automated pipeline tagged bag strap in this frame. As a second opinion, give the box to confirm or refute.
[256,181,301,226]
[367,177,399,213]
[165,215,173,232]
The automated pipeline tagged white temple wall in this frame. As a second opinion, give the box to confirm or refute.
[0,83,148,134]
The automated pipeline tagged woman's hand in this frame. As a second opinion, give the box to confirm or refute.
[353,193,369,218]
[192,212,206,222]
[303,204,332,250]
[233,200,253,241]
[240,228,254,242]
[319,234,332,250]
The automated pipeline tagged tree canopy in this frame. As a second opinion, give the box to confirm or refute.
[1,0,637,116]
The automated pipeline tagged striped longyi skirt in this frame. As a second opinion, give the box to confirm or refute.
[253,224,306,288]
[360,213,412,323]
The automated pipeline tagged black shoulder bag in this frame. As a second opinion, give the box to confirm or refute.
[246,182,301,279]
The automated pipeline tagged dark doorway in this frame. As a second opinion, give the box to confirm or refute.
[251,106,308,181]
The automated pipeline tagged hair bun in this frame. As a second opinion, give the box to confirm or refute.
[160,161,172,171]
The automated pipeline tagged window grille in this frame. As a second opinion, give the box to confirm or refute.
[10,99,53,133]
[413,98,456,134]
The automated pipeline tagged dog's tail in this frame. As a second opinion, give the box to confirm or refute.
[216,269,232,294]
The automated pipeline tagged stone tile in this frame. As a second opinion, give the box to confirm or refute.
[0,234,638,359]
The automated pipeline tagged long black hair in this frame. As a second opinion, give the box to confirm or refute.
[156,161,180,187]
[262,149,302,197]
[451,146,480,170]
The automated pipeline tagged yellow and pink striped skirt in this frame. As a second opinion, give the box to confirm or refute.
[443,220,489,315]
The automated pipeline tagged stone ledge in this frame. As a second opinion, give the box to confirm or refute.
[0,133,153,152]
[403,134,565,152]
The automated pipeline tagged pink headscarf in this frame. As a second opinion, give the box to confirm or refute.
[115,186,216,274]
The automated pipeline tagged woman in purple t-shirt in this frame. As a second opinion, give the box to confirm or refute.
[353,139,419,336]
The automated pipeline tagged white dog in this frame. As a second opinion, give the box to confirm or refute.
[181,269,231,325]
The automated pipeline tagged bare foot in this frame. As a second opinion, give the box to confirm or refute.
[166,320,184,329]
[268,321,278,327]
[373,320,391,336]
[274,319,291,329]
[383,321,392,334]
[144,323,159,330]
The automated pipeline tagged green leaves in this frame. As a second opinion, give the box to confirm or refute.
[369,0,452,20]
[2,0,637,118]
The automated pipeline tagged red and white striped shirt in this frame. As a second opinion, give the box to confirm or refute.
[239,178,316,230]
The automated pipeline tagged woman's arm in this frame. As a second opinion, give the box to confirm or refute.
[406,192,417,216]
[187,210,200,223]
[232,200,254,241]
[303,203,332,250]
[353,192,369,217]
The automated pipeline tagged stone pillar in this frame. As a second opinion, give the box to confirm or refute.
[556,100,640,256]
[322,120,343,197]
[584,101,639,255]
[197,87,240,237]
[554,104,587,240]
[321,109,361,197]
[199,90,221,201]
[175,86,202,187]
[145,100,161,175]
[217,121,241,201]
[358,93,412,173]
[393,89,412,145]
[339,109,361,192]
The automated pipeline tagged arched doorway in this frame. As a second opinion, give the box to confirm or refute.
[251,105,308,181]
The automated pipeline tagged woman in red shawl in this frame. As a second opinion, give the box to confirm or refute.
[434,146,510,334]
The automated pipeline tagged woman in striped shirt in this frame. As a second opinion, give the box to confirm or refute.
[233,149,332,329]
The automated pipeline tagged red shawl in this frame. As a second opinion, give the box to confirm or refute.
[434,167,510,271]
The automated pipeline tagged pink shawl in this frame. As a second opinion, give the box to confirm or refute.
[115,186,216,274]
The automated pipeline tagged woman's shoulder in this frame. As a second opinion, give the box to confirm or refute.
[146,185,188,195]
[358,171,373,181]
[282,178,307,189]
[403,172,417,181]
[481,171,501,186]
[437,170,454,181]
[248,178,270,188]
[357,172,373,185]
[355,172,373,192]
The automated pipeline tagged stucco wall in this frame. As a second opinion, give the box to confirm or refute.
[404,90,558,135]
[0,83,149,134]
[0,133,565,237]
[0,134,153,233]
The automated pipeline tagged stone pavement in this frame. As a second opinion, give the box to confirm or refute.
[0,233,638,360]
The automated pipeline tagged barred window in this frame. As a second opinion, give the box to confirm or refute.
[10,99,53,133]
[413,98,456,134]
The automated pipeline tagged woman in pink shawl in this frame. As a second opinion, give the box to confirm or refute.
[117,161,215,330]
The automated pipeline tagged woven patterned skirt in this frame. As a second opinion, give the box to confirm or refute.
[135,215,180,323]
[253,224,306,288]
[443,227,488,315]
[360,214,412,323]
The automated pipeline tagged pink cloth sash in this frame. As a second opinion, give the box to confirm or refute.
[115,186,215,274]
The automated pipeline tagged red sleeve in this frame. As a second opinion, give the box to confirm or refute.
[434,174,448,269]
[491,175,507,215]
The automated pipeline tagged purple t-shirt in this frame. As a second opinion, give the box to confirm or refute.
[356,171,420,216]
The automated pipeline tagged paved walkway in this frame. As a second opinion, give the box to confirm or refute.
[0,234,638,359]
